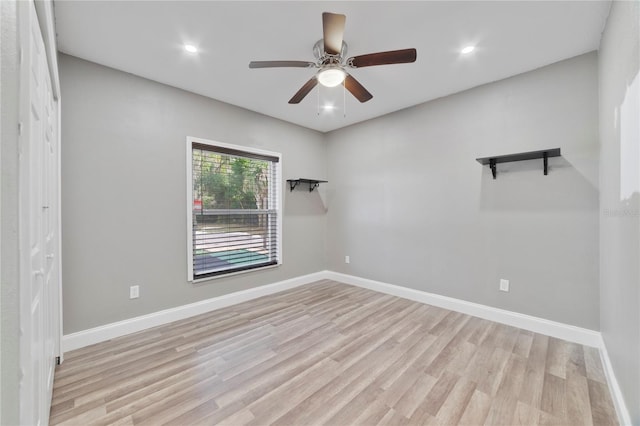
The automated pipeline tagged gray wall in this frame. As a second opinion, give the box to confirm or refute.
[60,54,328,334]
[326,53,600,330]
[1,0,21,423]
[599,0,640,422]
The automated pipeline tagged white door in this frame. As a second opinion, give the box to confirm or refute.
[18,1,60,424]
[42,54,58,414]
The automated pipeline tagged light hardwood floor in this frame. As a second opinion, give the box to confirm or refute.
[51,280,618,425]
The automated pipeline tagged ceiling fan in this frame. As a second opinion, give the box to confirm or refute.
[249,12,417,104]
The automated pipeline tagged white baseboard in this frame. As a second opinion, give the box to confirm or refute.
[62,269,630,425]
[65,270,602,352]
[325,271,602,348]
[329,271,630,425]
[62,271,327,352]
[598,335,633,425]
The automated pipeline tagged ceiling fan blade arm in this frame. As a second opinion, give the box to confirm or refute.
[322,12,346,55]
[249,61,316,69]
[344,74,373,103]
[347,48,417,68]
[288,77,318,104]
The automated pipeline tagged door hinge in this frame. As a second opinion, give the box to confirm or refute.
[18,122,23,135]
[19,48,23,65]
[56,356,61,365]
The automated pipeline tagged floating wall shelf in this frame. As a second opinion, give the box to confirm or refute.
[476,148,561,179]
[287,178,328,192]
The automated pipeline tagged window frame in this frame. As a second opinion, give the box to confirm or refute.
[186,136,282,283]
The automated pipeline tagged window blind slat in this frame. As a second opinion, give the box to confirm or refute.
[192,143,280,163]
[191,142,280,279]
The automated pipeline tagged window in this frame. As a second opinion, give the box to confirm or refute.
[187,137,281,281]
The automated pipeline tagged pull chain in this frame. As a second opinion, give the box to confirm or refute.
[343,79,346,118]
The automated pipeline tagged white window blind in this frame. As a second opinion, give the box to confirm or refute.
[188,139,281,280]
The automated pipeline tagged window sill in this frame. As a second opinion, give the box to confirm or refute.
[190,262,282,285]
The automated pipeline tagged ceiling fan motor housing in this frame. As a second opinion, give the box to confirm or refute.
[313,39,348,64]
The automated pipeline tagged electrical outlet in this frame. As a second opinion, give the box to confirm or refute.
[130,285,140,299]
[345,255,350,264]
[499,279,509,292]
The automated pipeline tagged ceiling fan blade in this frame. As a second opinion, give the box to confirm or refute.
[344,74,373,103]
[322,12,346,55]
[288,77,318,104]
[348,48,417,68]
[249,61,316,69]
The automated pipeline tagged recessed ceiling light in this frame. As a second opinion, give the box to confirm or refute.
[184,44,198,54]
[461,45,475,54]
[322,105,336,110]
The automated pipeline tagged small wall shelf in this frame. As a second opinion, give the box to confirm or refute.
[476,148,561,179]
[287,178,328,192]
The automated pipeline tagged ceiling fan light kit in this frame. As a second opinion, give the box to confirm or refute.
[249,12,417,106]
[317,67,346,87]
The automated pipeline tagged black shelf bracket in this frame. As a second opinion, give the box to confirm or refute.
[476,148,561,180]
[286,178,328,192]
[288,180,300,192]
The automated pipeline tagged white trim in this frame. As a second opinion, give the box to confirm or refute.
[186,137,194,281]
[597,335,633,425]
[65,270,604,352]
[33,0,60,99]
[324,271,602,347]
[324,272,632,424]
[275,154,283,265]
[64,270,604,351]
[191,262,280,284]
[188,136,283,161]
[61,269,630,425]
[62,271,325,352]
[185,136,283,282]
[56,97,63,364]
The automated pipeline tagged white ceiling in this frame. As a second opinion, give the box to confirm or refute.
[53,1,611,133]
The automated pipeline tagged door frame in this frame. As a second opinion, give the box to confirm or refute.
[32,0,62,363]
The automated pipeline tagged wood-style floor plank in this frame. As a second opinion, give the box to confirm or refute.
[458,389,492,425]
[51,280,619,425]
